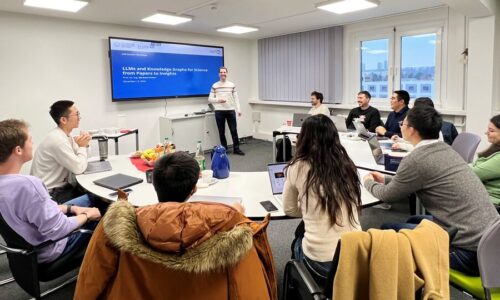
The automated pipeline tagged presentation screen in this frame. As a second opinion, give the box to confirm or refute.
[108,37,224,101]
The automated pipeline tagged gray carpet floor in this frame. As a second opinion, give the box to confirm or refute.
[0,138,472,299]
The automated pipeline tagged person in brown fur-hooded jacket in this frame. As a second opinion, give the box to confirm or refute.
[74,152,277,300]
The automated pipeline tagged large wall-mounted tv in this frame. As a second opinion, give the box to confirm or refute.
[108,37,224,101]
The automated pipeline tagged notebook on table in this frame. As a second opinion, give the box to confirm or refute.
[93,173,143,190]
[267,163,287,205]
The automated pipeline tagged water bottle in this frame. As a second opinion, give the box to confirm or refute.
[98,137,108,161]
[163,137,170,154]
[195,141,205,170]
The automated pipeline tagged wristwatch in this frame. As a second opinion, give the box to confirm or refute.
[66,204,73,216]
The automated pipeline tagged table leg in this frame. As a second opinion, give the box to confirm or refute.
[114,139,119,155]
[283,134,287,162]
[272,135,277,163]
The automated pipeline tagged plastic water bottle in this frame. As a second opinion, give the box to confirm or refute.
[195,141,205,170]
[163,137,170,154]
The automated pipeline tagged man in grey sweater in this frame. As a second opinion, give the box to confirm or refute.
[364,105,500,276]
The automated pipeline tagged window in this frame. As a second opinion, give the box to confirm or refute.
[399,33,437,99]
[354,25,443,103]
[360,39,389,98]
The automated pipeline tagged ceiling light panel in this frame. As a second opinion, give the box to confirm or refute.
[24,0,89,13]
[317,0,380,14]
[217,25,259,34]
[142,12,192,26]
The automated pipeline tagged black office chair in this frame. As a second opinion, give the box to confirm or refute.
[282,241,340,300]
[283,239,423,300]
[0,214,92,299]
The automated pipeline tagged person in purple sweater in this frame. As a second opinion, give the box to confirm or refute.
[0,119,101,263]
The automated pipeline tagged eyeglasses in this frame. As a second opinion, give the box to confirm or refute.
[66,112,81,118]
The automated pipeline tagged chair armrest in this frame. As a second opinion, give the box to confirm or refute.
[0,228,95,256]
[0,242,31,255]
[33,228,94,252]
[292,260,327,299]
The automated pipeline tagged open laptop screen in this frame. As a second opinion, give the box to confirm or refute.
[367,136,384,164]
[267,163,287,195]
[292,113,310,127]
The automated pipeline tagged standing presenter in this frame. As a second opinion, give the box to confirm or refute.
[208,66,245,155]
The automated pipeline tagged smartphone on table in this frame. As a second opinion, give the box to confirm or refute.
[260,200,279,212]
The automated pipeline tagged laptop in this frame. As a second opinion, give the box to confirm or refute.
[330,115,348,132]
[93,173,144,190]
[267,163,287,205]
[84,160,112,174]
[292,113,310,127]
[353,119,375,139]
[367,135,385,165]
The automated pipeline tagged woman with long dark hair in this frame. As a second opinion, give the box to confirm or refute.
[282,114,362,278]
[471,114,500,208]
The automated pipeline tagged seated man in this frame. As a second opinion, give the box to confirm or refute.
[392,97,457,151]
[345,90,382,132]
[0,119,101,264]
[413,97,458,145]
[31,100,91,203]
[363,106,500,276]
[74,152,277,299]
[308,91,330,116]
[375,90,410,138]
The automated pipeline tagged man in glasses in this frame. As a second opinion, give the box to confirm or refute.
[375,90,410,138]
[31,100,92,203]
[364,105,500,276]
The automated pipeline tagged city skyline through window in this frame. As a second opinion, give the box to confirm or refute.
[361,33,437,100]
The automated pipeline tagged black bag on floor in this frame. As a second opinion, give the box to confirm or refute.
[276,136,292,162]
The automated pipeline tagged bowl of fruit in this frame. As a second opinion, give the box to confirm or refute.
[140,144,165,166]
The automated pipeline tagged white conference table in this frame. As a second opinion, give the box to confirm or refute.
[272,125,397,175]
[76,155,382,219]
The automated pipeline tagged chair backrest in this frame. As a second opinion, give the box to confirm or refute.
[477,219,500,289]
[451,132,481,163]
[0,213,42,297]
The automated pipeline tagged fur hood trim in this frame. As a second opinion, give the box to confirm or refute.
[102,201,254,273]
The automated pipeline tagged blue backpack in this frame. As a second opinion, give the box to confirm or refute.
[211,145,230,179]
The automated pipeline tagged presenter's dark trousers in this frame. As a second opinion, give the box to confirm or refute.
[215,110,240,152]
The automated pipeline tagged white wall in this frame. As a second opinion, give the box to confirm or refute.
[0,11,257,173]
[465,16,495,150]
[493,3,500,113]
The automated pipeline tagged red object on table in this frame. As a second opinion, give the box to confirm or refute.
[120,129,131,133]
[130,157,153,172]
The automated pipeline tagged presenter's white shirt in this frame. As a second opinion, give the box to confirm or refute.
[208,80,241,112]
[308,104,330,116]
[30,127,89,190]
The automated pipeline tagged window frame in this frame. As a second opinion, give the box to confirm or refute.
[346,21,446,108]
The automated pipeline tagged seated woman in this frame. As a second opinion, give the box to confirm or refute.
[471,114,500,211]
[282,114,362,279]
